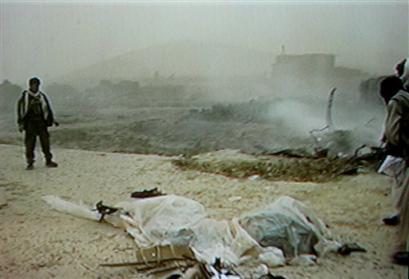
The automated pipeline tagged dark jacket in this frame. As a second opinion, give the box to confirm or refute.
[17,91,55,128]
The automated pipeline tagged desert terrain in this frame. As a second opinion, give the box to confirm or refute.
[0,144,407,278]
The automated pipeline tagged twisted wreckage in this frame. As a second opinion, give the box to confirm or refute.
[43,189,366,279]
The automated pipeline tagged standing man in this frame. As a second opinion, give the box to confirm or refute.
[17,77,58,170]
[380,59,409,265]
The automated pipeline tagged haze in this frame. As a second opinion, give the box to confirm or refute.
[0,0,408,84]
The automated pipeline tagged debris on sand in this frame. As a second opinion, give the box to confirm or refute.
[0,189,7,209]
[337,243,367,256]
[42,194,362,278]
[173,144,386,183]
[173,154,358,183]
[94,201,119,222]
[130,187,165,199]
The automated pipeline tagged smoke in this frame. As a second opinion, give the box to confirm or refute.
[269,99,326,137]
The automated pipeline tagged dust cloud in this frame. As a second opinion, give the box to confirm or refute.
[0,1,407,155]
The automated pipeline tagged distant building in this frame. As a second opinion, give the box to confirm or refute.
[271,53,362,79]
[269,53,366,98]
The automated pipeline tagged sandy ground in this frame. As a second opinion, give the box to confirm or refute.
[0,144,407,279]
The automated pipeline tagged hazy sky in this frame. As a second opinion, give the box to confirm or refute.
[1,0,408,83]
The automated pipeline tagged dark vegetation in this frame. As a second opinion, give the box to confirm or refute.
[188,100,274,123]
[173,155,362,183]
[0,77,384,180]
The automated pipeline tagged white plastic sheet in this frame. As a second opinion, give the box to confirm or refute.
[239,196,340,258]
[43,194,339,266]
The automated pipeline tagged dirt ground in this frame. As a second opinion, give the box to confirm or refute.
[0,144,407,278]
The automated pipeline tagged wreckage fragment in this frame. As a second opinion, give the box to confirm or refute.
[131,187,165,199]
[94,201,119,222]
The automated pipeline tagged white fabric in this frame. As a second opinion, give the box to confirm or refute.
[379,155,407,207]
[399,58,409,89]
[43,194,340,266]
[378,155,405,177]
[43,195,101,221]
[239,196,340,258]
[113,195,259,265]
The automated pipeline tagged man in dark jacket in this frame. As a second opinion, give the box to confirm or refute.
[17,77,58,170]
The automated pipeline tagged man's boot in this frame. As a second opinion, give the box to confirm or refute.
[393,251,409,266]
[383,213,400,226]
[26,162,34,170]
[46,160,58,168]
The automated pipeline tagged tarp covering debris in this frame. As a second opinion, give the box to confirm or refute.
[43,194,344,276]
[239,196,340,258]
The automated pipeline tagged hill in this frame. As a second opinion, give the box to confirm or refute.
[55,41,274,86]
